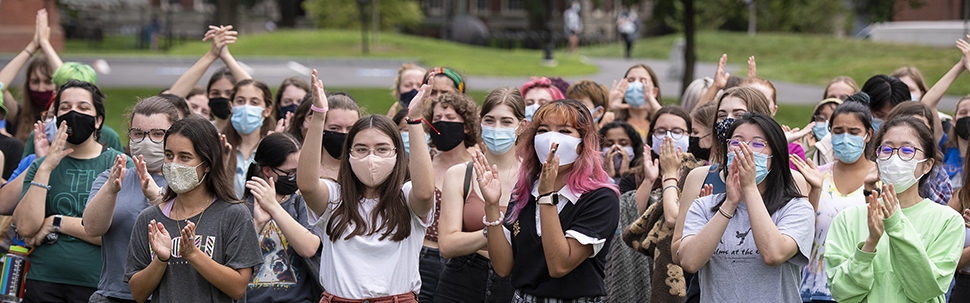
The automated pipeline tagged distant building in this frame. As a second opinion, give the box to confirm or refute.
[892,0,963,21]
[0,0,63,52]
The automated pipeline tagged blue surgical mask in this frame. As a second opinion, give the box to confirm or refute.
[590,106,603,123]
[230,105,265,135]
[401,131,431,157]
[726,151,771,184]
[831,133,866,163]
[812,121,829,139]
[481,125,517,155]
[44,118,57,143]
[872,117,883,131]
[624,81,645,107]
[525,104,540,121]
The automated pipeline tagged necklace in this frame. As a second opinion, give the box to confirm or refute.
[173,197,213,233]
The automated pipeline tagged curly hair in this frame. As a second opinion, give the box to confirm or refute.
[423,93,480,149]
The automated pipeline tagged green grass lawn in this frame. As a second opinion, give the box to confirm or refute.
[582,31,970,97]
[94,87,811,142]
[58,30,598,77]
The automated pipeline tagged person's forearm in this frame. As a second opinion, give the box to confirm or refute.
[661,179,679,228]
[958,246,970,270]
[13,170,52,237]
[694,87,721,112]
[0,43,37,89]
[168,51,218,97]
[129,258,168,303]
[39,39,62,70]
[922,61,965,111]
[60,216,102,245]
[407,123,434,215]
[220,51,251,81]
[439,230,488,258]
[678,210,732,273]
[83,188,118,237]
[744,187,798,266]
[485,205,513,277]
[0,174,26,215]
[808,187,821,211]
[538,203,583,278]
[267,209,320,257]
[635,176,655,214]
[185,252,251,300]
[297,112,326,212]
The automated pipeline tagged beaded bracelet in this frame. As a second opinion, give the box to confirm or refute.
[482,212,505,227]
[30,181,51,191]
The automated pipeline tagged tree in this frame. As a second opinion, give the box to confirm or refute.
[303,0,422,30]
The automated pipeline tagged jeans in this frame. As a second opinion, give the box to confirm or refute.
[419,246,446,303]
[434,253,513,303]
[952,272,970,302]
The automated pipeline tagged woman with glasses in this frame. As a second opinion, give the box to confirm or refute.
[243,132,321,302]
[296,70,435,302]
[82,96,182,302]
[679,112,814,302]
[825,116,964,303]
[789,99,874,303]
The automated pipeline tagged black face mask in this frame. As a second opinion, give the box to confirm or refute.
[957,117,970,140]
[208,97,232,120]
[279,104,299,119]
[429,121,465,151]
[399,89,419,109]
[275,176,299,195]
[58,110,97,145]
[689,136,711,161]
[322,131,348,159]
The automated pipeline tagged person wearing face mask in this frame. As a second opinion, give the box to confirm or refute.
[81,96,181,302]
[825,117,964,303]
[0,9,63,143]
[609,64,663,139]
[126,115,262,303]
[297,70,435,303]
[788,100,874,303]
[801,98,842,162]
[166,25,251,132]
[476,99,619,302]
[423,67,465,100]
[879,102,953,208]
[387,63,428,118]
[689,102,716,163]
[599,121,644,190]
[273,77,309,120]
[566,80,612,130]
[393,109,431,158]
[313,93,362,180]
[419,88,481,302]
[223,79,277,199]
[13,80,131,302]
[436,87,524,303]
[914,38,970,192]
[243,132,322,302]
[679,112,814,302]
[522,77,566,122]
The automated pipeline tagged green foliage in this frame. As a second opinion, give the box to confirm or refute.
[651,0,847,34]
[303,0,423,30]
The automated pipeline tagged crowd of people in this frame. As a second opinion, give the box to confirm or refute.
[2,8,970,303]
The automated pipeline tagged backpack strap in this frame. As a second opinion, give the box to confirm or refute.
[463,161,474,200]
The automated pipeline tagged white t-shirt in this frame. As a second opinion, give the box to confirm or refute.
[306,179,433,299]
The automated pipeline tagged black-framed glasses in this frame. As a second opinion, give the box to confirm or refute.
[727,138,768,154]
[350,146,397,159]
[876,145,923,161]
[128,128,168,144]
[270,166,296,181]
[652,128,687,140]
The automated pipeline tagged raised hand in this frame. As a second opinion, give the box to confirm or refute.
[790,155,821,189]
[864,190,885,251]
[880,184,898,219]
[735,142,758,188]
[537,143,560,196]
[615,144,632,177]
[642,144,659,185]
[105,155,127,194]
[273,111,292,134]
[407,75,434,119]
[785,122,816,143]
[659,137,683,178]
[35,9,50,45]
[609,80,630,109]
[698,184,714,198]
[39,121,75,172]
[133,155,162,203]
[33,121,50,157]
[957,36,970,71]
[246,176,279,225]
[148,220,173,262]
[179,220,199,259]
[219,133,232,161]
[311,69,329,110]
[472,150,501,207]
[747,56,757,79]
[712,54,730,90]
[604,145,618,177]
[724,156,742,207]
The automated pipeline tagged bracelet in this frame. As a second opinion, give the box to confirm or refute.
[310,105,329,113]
[22,49,34,56]
[717,207,734,219]
[30,181,51,191]
[406,117,424,125]
[662,185,679,195]
[482,212,504,227]
[157,254,170,262]
[663,177,679,184]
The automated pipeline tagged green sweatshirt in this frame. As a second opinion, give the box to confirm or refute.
[824,199,964,303]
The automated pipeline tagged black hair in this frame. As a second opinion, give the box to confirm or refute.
[861,75,910,115]
[55,80,106,141]
[869,116,941,195]
[599,120,645,167]
[244,132,302,198]
[161,115,239,203]
[712,112,804,215]
[830,95,873,131]
[287,93,314,143]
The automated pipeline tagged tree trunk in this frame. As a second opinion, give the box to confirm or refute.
[277,0,298,28]
[216,0,237,27]
[681,0,696,96]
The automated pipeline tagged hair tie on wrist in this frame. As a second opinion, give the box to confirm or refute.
[310,105,328,113]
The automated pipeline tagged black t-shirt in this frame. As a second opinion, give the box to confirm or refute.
[506,187,620,299]
[0,133,24,179]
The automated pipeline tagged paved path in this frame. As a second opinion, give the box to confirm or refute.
[0,55,963,109]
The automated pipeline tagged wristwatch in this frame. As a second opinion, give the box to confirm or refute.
[537,192,559,205]
[52,215,62,233]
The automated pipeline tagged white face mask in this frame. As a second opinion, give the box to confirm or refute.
[651,132,689,155]
[877,155,928,193]
[534,132,583,166]
[162,162,206,194]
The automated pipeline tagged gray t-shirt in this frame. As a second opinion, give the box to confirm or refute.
[125,199,263,303]
[682,193,814,303]
[90,169,166,300]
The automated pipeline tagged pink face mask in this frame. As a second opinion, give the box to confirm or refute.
[349,154,396,187]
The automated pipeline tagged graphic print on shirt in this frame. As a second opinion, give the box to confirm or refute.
[735,228,751,245]
[250,220,300,289]
[713,226,758,256]
[50,168,97,217]
[149,234,217,260]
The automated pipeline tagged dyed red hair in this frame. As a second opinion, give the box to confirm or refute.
[520,77,565,102]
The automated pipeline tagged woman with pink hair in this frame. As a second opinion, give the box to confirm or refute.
[521,77,565,121]
[474,99,620,302]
